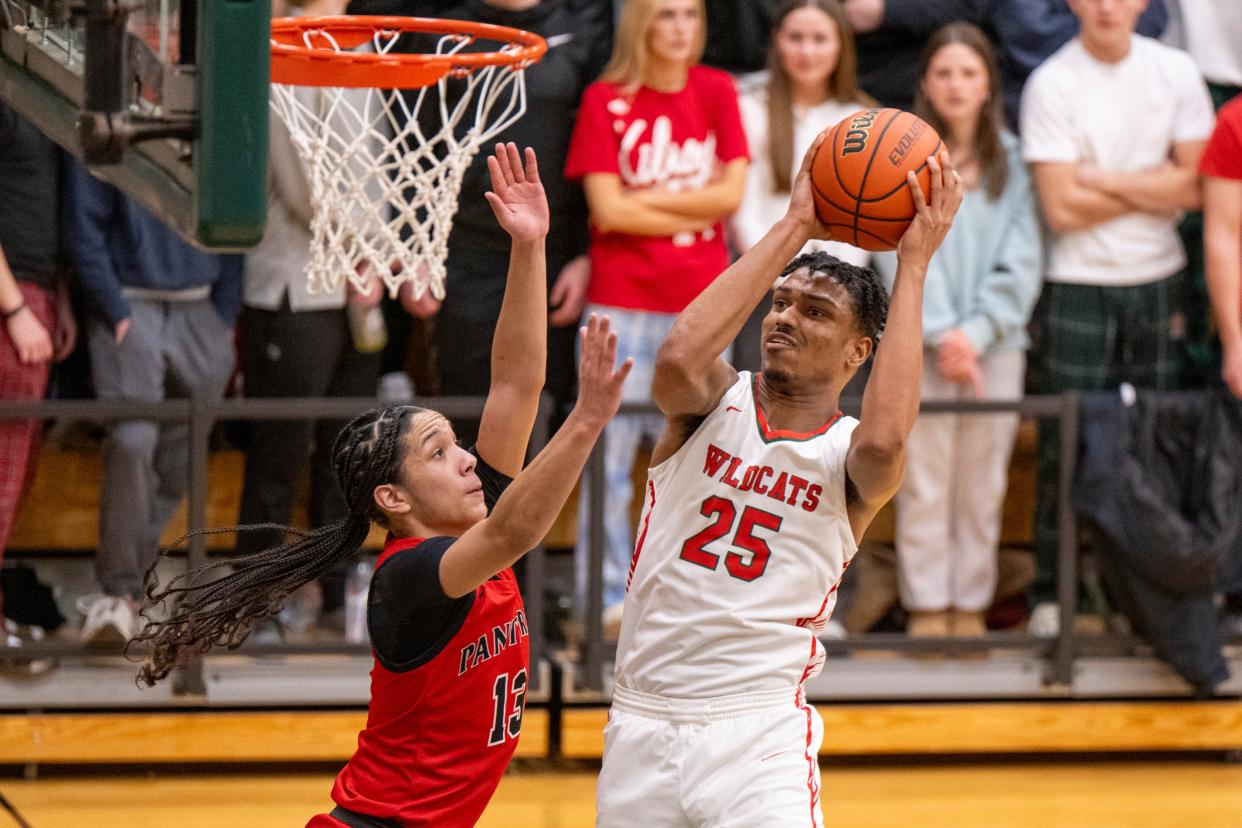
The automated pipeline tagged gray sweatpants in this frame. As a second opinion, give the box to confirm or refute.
[88,298,234,599]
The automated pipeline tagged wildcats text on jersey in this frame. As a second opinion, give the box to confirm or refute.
[458,608,530,676]
[702,443,823,513]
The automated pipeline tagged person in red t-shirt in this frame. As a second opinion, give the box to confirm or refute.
[564,0,750,632]
[131,145,633,828]
[1201,94,1242,398]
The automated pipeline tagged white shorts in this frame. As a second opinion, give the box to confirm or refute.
[596,685,824,828]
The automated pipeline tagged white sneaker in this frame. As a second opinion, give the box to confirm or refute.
[78,595,137,647]
[1027,602,1061,639]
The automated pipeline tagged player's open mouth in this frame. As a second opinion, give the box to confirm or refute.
[765,333,796,350]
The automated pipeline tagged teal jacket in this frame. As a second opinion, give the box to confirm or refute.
[874,130,1042,356]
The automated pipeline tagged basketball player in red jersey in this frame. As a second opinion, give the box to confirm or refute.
[130,144,632,827]
[595,137,962,826]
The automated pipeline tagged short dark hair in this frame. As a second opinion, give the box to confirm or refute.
[778,252,888,343]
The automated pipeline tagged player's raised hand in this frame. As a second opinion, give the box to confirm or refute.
[785,128,834,242]
[484,142,550,244]
[897,149,963,268]
[573,313,633,428]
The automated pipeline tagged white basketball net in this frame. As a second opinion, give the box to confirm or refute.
[270,28,531,299]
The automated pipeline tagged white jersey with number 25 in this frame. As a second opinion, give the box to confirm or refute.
[614,371,860,700]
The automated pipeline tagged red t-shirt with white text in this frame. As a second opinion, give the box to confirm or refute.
[565,66,748,313]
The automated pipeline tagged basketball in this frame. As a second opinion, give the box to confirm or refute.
[810,107,943,252]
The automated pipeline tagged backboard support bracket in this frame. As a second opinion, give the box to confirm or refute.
[77,0,195,163]
[0,0,268,250]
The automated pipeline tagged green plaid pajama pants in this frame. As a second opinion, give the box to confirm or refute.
[1031,276,1188,605]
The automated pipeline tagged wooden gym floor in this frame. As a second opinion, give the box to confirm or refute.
[3,759,1242,827]
[2,702,1241,825]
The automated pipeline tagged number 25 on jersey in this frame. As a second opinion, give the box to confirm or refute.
[679,496,783,582]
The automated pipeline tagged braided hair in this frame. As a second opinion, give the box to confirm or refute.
[131,405,425,687]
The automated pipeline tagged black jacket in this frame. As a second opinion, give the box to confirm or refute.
[1075,389,1242,694]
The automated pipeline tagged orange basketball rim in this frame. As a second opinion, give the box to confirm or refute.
[266,15,548,301]
[270,16,548,89]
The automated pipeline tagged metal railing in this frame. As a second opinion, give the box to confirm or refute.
[7,390,1223,701]
[576,393,1083,690]
[0,394,553,694]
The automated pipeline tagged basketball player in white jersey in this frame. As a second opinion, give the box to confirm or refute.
[595,135,963,827]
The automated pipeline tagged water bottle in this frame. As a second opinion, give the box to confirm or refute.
[347,302,388,354]
[345,556,375,644]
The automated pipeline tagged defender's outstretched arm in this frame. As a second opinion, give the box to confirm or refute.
[476,144,550,478]
[439,315,632,598]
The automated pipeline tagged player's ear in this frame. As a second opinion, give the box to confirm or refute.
[846,335,873,369]
[374,483,413,518]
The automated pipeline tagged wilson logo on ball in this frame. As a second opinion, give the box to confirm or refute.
[841,108,880,156]
[811,108,943,252]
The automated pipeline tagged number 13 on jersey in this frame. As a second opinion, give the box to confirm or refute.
[679,496,783,582]
[488,668,527,746]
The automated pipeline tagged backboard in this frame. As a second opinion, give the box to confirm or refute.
[0,0,269,248]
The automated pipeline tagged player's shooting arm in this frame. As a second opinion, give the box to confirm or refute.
[582,174,715,236]
[846,155,962,535]
[476,145,550,478]
[652,216,810,417]
[439,316,631,598]
[1030,161,1135,233]
[654,134,836,418]
[630,158,749,221]
[844,261,924,513]
[1079,140,1206,213]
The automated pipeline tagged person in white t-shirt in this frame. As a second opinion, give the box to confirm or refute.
[1019,0,1214,635]
[731,0,872,266]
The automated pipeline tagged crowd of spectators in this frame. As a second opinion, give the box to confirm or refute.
[1,0,1241,678]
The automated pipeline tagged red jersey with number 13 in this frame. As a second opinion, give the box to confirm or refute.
[315,537,530,827]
